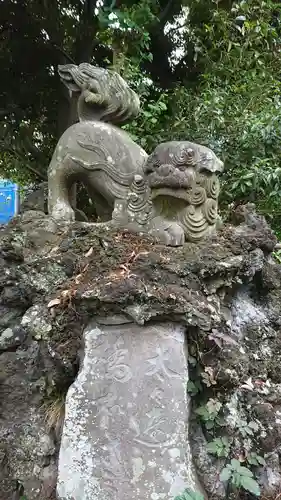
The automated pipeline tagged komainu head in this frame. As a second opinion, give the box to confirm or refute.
[143,141,224,242]
[58,63,140,125]
[144,141,223,200]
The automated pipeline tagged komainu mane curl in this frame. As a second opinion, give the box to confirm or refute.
[58,63,140,125]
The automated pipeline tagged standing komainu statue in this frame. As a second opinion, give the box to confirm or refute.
[48,63,224,245]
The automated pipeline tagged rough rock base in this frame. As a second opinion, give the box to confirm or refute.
[1,205,281,499]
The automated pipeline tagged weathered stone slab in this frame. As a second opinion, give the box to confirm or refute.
[57,321,198,500]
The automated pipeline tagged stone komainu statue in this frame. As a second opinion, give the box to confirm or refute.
[48,63,223,245]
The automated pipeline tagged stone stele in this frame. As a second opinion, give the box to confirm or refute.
[57,321,201,500]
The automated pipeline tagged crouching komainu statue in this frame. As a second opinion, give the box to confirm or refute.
[48,62,224,246]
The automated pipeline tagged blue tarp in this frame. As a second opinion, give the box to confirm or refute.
[0,179,19,224]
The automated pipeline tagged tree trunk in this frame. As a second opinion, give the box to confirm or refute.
[57,85,79,138]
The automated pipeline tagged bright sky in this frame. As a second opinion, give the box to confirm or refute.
[92,1,189,67]
[164,6,189,67]
[41,2,188,70]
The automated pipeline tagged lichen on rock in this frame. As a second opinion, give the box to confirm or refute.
[0,204,281,499]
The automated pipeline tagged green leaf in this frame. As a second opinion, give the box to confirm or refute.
[195,406,209,419]
[216,417,226,427]
[174,490,205,500]
[222,436,229,446]
[232,471,243,487]
[205,420,215,430]
[186,381,199,395]
[230,458,241,468]
[206,437,229,457]
[158,102,167,111]
[247,453,266,466]
[206,441,219,454]
[240,476,261,496]
[256,455,266,466]
[245,180,253,187]
[220,467,232,482]
[236,465,254,477]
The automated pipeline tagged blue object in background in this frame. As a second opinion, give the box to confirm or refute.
[0,179,19,224]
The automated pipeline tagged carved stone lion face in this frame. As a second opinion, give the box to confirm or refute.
[57,63,140,124]
[144,141,223,202]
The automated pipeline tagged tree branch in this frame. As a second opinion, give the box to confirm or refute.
[166,21,189,35]
[158,0,174,24]
[22,136,46,162]
[0,143,47,181]
[51,43,76,64]
[85,0,96,16]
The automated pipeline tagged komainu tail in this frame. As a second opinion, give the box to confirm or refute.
[58,63,140,126]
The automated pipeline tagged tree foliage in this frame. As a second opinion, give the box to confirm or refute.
[1,0,281,226]
[173,0,281,225]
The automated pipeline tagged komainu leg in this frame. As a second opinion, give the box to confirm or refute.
[85,185,113,222]
[48,154,79,221]
[148,216,185,246]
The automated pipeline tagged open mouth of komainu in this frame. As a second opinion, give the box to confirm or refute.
[146,168,219,241]
[146,163,199,205]
[150,193,189,221]
[143,141,222,241]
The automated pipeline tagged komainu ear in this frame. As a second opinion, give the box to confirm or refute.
[58,64,81,92]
